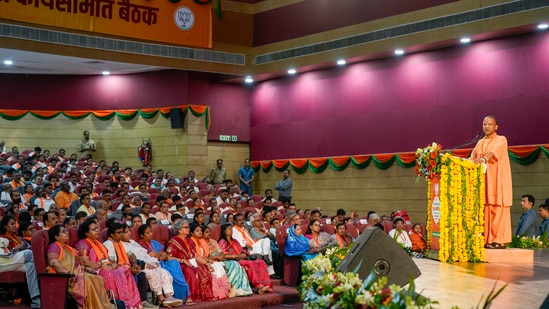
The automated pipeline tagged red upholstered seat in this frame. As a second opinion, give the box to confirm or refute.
[346,223,359,238]
[382,222,393,233]
[211,224,221,242]
[276,225,301,286]
[251,195,263,202]
[152,224,170,247]
[130,226,139,242]
[321,224,336,235]
[196,182,208,190]
[66,227,79,247]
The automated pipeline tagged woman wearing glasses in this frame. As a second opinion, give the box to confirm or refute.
[47,224,111,308]
[75,219,142,309]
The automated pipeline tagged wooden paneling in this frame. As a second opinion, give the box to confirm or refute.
[254,156,549,232]
[205,142,250,182]
[0,112,207,176]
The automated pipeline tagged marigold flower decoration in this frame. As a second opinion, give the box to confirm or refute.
[415,142,443,182]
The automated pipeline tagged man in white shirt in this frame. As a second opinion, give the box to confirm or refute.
[232,214,274,275]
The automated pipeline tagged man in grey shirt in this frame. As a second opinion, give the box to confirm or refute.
[274,169,293,203]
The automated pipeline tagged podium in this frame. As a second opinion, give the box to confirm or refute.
[426,153,485,263]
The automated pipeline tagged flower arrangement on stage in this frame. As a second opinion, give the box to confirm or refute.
[437,153,485,263]
[507,235,548,249]
[415,142,442,182]
[298,246,437,309]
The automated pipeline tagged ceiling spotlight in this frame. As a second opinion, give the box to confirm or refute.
[460,37,471,44]
[337,59,346,66]
[102,71,110,76]
[244,76,254,84]
[537,23,549,30]
[3,60,13,65]
[394,49,405,56]
[287,68,297,75]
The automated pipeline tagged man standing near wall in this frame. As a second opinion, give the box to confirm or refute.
[77,130,96,159]
[209,159,226,184]
[275,169,293,203]
[238,159,254,196]
[471,115,512,249]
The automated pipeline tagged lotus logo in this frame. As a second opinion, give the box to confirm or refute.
[174,7,195,30]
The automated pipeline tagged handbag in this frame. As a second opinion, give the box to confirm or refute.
[107,290,126,309]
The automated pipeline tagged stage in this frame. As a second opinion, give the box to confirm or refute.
[414,249,549,308]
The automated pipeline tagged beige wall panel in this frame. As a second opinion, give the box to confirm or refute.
[0,112,208,177]
[205,142,250,182]
[255,156,549,232]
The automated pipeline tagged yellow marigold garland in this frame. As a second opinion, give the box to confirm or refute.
[426,180,432,251]
[436,153,485,263]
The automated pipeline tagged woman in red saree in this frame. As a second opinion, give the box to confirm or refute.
[218,223,272,294]
[165,219,215,303]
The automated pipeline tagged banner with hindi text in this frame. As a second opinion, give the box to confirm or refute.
[0,0,212,48]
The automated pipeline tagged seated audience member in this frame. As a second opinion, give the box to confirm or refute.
[368,213,384,230]
[139,202,155,223]
[285,224,315,260]
[207,211,221,229]
[305,219,335,253]
[516,194,538,237]
[190,225,230,300]
[121,224,184,307]
[249,214,282,279]
[409,223,427,256]
[131,215,143,228]
[269,218,281,235]
[44,211,59,230]
[380,215,390,224]
[166,220,215,303]
[155,201,172,226]
[146,217,158,227]
[199,226,253,297]
[137,224,190,301]
[0,216,41,308]
[55,181,79,211]
[335,223,353,248]
[34,188,56,211]
[232,214,274,268]
[388,217,412,249]
[538,204,549,238]
[218,223,273,295]
[190,211,206,230]
[76,193,95,216]
[47,225,111,309]
[75,219,143,309]
[75,211,89,226]
[18,221,35,245]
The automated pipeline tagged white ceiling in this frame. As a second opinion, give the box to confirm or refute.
[0,48,164,75]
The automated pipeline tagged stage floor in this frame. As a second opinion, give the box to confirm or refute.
[413,249,549,309]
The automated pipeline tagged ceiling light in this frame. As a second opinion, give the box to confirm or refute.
[337,59,346,65]
[287,68,297,75]
[394,49,405,56]
[460,37,471,44]
[244,76,254,84]
[3,60,13,65]
[537,23,549,30]
[102,71,110,76]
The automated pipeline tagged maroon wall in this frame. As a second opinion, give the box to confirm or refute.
[253,0,458,46]
[0,70,251,141]
[250,32,549,161]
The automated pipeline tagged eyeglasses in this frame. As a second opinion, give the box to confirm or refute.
[26,227,36,231]
[115,231,124,234]
[181,226,190,229]
[91,227,100,231]
[60,230,68,234]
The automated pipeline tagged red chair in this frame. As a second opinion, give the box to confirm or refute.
[251,195,263,202]
[130,226,140,242]
[196,182,208,190]
[272,201,283,208]
[211,224,221,241]
[346,223,359,238]
[152,224,170,247]
[31,229,74,309]
[199,189,210,198]
[151,206,159,214]
[382,222,393,233]
[276,224,301,286]
[321,224,336,235]
[67,227,79,247]
[101,228,109,242]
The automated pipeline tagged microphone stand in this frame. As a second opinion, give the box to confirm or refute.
[444,133,483,154]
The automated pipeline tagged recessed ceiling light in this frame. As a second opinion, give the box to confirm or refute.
[394,49,405,56]
[287,68,297,75]
[337,59,346,65]
[102,71,110,76]
[244,76,254,84]
[460,37,471,44]
[3,60,13,65]
[537,23,549,30]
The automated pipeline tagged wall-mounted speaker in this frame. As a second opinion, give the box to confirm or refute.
[337,227,421,287]
[169,108,184,129]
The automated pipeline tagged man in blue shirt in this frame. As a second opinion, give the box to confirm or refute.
[538,203,549,239]
[516,194,538,237]
[238,159,255,196]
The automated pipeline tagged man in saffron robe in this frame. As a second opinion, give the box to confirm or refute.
[471,115,512,249]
